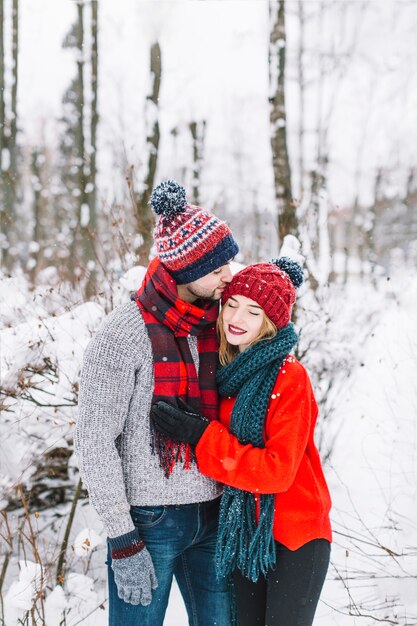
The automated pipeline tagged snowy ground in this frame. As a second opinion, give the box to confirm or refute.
[316,278,417,625]
[1,269,416,625]
[166,277,417,625]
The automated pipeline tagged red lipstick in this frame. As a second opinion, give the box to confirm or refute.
[228,324,247,336]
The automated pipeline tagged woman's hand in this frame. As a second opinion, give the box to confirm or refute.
[150,399,210,446]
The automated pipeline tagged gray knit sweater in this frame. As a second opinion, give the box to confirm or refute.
[74,301,222,538]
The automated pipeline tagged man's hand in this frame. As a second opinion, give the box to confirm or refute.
[150,398,210,446]
[109,529,158,606]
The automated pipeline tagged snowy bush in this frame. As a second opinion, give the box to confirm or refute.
[1,267,417,625]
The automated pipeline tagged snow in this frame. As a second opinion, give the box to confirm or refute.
[44,586,68,624]
[65,574,106,625]
[2,2,417,620]
[73,528,104,557]
[4,561,43,612]
[119,265,147,292]
[0,284,105,493]
[279,234,305,265]
[315,277,417,624]
[1,268,416,624]
[80,203,90,228]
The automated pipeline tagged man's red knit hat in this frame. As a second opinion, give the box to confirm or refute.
[221,257,304,329]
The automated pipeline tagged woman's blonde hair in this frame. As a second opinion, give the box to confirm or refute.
[217,306,277,366]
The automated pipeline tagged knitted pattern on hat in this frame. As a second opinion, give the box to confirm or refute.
[221,257,304,329]
[150,180,239,284]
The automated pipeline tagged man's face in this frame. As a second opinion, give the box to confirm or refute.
[182,263,233,302]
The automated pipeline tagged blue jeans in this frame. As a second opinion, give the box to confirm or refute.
[107,497,232,626]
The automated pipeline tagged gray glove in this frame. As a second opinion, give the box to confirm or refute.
[109,529,158,606]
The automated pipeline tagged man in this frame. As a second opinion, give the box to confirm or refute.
[74,180,238,626]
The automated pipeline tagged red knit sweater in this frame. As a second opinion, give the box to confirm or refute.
[196,357,332,550]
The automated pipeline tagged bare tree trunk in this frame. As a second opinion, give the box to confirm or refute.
[189,120,206,205]
[69,2,86,276]
[342,197,358,285]
[88,0,98,232]
[252,193,262,262]
[0,0,4,165]
[309,158,329,267]
[327,213,337,283]
[297,0,305,201]
[366,168,381,285]
[269,0,296,245]
[9,0,18,194]
[83,0,99,298]
[5,0,18,214]
[1,0,19,268]
[30,148,43,281]
[77,1,87,230]
[132,41,161,266]
[404,167,415,203]
[0,0,6,263]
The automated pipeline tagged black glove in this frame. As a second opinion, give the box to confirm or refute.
[150,398,210,446]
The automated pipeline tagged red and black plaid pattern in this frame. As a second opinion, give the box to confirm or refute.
[132,257,219,477]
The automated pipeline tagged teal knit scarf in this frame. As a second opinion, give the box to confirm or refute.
[215,323,298,582]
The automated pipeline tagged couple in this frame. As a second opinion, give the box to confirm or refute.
[74,180,332,626]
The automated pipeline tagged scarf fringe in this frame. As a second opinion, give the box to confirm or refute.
[215,324,298,582]
[246,495,276,580]
[151,425,195,479]
[215,489,276,583]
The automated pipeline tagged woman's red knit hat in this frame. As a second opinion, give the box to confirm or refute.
[221,257,304,329]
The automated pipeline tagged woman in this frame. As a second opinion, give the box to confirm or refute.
[151,257,332,626]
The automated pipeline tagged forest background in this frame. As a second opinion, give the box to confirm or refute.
[1,1,417,624]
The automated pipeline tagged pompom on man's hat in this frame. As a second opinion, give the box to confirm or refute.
[221,236,304,329]
[150,180,239,284]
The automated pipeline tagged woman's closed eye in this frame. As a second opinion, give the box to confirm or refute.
[227,302,260,316]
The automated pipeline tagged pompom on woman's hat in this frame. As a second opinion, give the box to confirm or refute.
[221,248,304,330]
[150,180,239,284]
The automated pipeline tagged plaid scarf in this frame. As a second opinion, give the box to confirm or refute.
[131,257,219,477]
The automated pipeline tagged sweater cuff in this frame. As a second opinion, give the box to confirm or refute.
[196,420,220,456]
[108,528,145,560]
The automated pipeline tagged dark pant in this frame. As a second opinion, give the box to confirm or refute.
[233,539,330,626]
[107,497,232,626]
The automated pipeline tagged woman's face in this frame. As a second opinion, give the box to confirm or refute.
[221,294,264,352]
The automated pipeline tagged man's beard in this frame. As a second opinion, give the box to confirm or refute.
[186,284,221,302]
